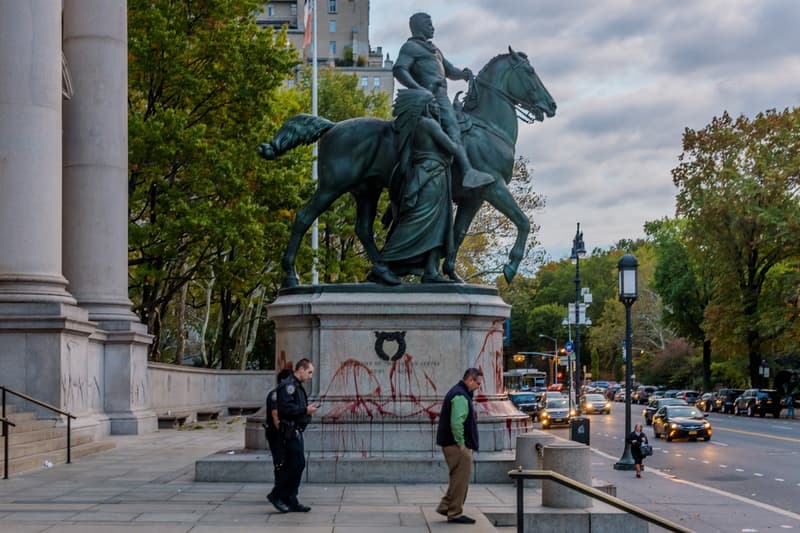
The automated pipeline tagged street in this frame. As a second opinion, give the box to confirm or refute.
[540,404,800,513]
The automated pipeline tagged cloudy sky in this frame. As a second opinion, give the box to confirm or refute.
[368,0,800,261]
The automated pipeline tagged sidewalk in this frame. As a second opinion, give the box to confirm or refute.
[0,418,797,532]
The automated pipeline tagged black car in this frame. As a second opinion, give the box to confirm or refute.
[695,392,715,412]
[733,389,782,418]
[714,389,744,413]
[642,397,688,425]
[632,385,658,404]
[509,391,542,420]
[652,405,712,441]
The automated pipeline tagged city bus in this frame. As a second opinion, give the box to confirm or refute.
[503,369,547,391]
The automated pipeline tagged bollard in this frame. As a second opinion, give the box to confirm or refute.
[542,441,592,508]
[514,431,559,488]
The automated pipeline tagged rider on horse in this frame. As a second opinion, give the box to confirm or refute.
[393,12,494,190]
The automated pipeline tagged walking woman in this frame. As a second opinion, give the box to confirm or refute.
[628,423,649,478]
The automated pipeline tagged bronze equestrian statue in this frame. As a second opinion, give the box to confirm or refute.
[259,46,556,288]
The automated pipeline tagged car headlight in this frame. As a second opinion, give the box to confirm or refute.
[670,423,678,429]
[541,413,549,419]
[606,403,611,408]
[703,421,710,427]
[569,409,577,416]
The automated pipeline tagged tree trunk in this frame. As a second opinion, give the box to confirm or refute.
[175,277,188,365]
[702,339,711,392]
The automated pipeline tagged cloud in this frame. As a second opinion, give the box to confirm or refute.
[369,0,800,260]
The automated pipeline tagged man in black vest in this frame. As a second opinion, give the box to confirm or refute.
[270,358,318,513]
[435,368,483,524]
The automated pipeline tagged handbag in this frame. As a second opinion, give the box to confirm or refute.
[640,442,653,456]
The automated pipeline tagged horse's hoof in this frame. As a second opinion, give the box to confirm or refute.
[503,264,517,283]
[367,265,402,285]
[443,268,464,284]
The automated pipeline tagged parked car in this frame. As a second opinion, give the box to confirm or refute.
[632,385,657,404]
[733,389,783,418]
[652,405,712,441]
[578,393,612,414]
[614,389,626,402]
[540,398,572,429]
[662,389,681,398]
[695,392,716,412]
[606,386,621,401]
[714,389,744,413]
[642,397,688,425]
[650,390,665,400]
[509,391,542,420]
[675,390,700,405]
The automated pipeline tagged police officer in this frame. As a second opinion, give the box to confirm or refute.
[265,368,292,513]
[270,358,317,513]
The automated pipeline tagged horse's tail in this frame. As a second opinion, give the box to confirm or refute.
[258,114,335,160]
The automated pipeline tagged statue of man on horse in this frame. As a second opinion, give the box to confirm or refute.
[258,13,556,289]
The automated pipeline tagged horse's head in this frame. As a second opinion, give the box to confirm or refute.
[474,47,556,123]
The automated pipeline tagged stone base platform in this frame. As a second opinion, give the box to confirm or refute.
[484,499,647,533]
[195,449,517,484]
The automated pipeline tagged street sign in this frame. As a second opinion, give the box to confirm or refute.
[564,340,574,353]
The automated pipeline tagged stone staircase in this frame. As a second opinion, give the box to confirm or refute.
[0,406,115,476]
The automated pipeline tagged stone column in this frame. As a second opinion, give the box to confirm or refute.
[62,0,136,323]
[0,0,74,304]
[62,0,156,434]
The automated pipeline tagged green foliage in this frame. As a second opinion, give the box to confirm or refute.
[673,108,800,385]
[128,0,304,366]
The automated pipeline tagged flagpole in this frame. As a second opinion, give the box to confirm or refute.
[310,0,319,285]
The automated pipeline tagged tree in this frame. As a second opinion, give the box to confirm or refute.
[672,108,800,386]
[646,218,714,391]
[127,0,303,365]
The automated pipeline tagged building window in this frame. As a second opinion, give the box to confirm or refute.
[329,40,337,56]
[360,76,368,89]
[267,4,274,16]
[373,77,381,88]
[329,19,336,33]
[328,0,337,14]
[290,4,297,17]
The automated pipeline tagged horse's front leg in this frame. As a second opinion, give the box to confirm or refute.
[484,182,530,283]
[444,197,483,282]
[355,188,401,285]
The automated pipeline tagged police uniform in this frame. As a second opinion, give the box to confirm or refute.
[265,388,284,471]
[274,374,311,509]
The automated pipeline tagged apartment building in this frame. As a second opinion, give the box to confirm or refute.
[256,0,394,96]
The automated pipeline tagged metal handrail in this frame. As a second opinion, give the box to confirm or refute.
[1,416,17,480]
[1,386,77,479]
[509,468,694,533]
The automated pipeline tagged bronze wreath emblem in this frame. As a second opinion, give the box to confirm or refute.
[374,331,407,361]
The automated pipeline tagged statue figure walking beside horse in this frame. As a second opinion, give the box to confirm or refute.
[259,12,556,288]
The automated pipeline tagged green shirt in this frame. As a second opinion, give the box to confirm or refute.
[450,395,469,446]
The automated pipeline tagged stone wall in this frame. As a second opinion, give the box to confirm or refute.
[147,363,274,420]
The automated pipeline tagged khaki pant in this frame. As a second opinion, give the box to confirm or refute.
[437,445,473,519]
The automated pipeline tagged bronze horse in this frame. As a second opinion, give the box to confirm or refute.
[259,47,556,288]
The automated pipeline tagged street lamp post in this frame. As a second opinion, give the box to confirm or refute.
[538,334,558,385]
[614,253,639,471]
[571,223,586,394]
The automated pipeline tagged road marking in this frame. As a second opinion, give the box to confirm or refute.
[720,464,728,468]
[775,478,784,482]
[754,473,764,477]
[675,453,682,457]
[688,457,696,461]
[702,460,710,464]
[714,426,800,443]
[711,440,729,447]
[591,447,800,522]
[736,468,745,472]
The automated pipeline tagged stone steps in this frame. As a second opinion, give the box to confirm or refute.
[0,408,115,477]
[0,440,116,475]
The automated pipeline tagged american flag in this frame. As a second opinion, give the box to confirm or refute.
[302,0,314,49]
